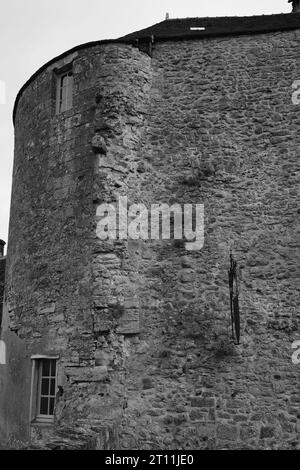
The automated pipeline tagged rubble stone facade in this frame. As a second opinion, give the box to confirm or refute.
[0,10,299,449]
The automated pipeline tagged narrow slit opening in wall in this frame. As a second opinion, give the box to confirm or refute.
[190,27,206,31]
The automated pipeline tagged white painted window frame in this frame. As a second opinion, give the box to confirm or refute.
[29,355,59,425]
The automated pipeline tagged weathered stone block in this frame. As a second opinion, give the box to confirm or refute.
[217,424,238,441]
[191,397,215,408]
[116,309,139,335]
[95,350,112,367]
[260,426,275,439]
[38,303,56,315]
[189,409,207,421]
[142,377,154,390]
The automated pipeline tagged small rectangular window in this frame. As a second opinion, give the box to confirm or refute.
[37,359,57,417]
[30,357,58,423]
[56,68,73,114]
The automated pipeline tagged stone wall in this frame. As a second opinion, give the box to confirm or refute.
[1,28,300,449]
[108,30,300,450]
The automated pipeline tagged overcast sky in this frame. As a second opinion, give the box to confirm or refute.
[0,0,291,251]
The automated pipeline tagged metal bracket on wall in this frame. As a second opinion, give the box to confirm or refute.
[228,250,241,345]
[135,35,155,57]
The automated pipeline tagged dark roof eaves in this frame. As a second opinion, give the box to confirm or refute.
[152,23,300,42]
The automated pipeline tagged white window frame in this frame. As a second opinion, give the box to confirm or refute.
[30,355,59,424]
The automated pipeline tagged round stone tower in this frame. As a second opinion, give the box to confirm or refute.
[1,40,153,448]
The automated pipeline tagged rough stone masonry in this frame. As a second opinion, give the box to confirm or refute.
[0,4,299,450]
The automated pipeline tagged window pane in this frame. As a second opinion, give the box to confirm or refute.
[66,76,73,110]
[49,398,55,415]
[42,360,50,376]
[60,83,68,113]
[40,397,48,415]
[61,74,69,88]
[50,378,56,396]
[41,378,49,395]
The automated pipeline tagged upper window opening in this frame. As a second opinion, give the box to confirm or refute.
[56,68,73,114]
